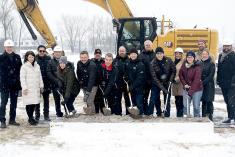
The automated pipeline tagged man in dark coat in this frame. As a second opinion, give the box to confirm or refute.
[97,53,119,115]
[35,45,51,121]
[113,46,131,115]
[91,49,105,113]
[139,40,156,115]
[217,40,235,123]
[201,49,215,121]
[125,48,145,115]
[47,46,64,117]
[0,39,22,128]
[77,51,97,115]
[149,47,176,117]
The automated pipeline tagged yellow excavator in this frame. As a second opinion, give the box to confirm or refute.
[14,0,218,58]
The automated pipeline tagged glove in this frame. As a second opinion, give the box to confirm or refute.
[185,84,191,90]
[163,88,170,94]
[62,97,69,105]
[57,81,63,88]
[83,92,90,102]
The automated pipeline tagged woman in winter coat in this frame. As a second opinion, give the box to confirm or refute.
[201,49,215,121]
[171,47,184,117]
[20,51,44,125]
[57,56,79,116]
[179,51,203,117]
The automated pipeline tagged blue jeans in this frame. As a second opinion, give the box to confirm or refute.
[130,90,144,115]
[0,90,19,122]
[183,90,203,117]
[148,84,171,117]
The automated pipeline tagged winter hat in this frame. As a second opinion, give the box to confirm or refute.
[129,48,138,55]
[155,47,164,54]
[59,56,67,64]
[94,49,102,54]
[186,51,196,58]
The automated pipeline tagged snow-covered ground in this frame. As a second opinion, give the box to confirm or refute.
[0,92,235,157]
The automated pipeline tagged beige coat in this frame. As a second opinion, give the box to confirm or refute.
[20,62,43,105]
[172,59,184,96]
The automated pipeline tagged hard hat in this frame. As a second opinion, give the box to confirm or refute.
[223,39,233,46]
[46,48,53,55]
[174,47,184,53]
[53,45,63,52]
[4,39,14,47]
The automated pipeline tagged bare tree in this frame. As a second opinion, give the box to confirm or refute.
[0,0,15,40]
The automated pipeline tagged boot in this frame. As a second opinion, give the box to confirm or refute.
[28,118,37,126]
[0,121,7,128]
[9,120,20,126]
[44,116,51,121]
[222,118,232,123]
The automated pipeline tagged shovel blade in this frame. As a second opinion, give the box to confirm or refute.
[102,107,111,116]
[83,106,95,115]
[128,107,139,116]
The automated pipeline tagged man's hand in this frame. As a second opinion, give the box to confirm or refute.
[185,84,191,89]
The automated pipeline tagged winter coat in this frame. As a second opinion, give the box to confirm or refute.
[20,62,44,105]
[91,58,104,66]
[150,56,176,91]
[139,50,156,85]
[57,65,80,100]
[217,51,235,89]
[0,52,22,91]
[113,55,128,86]
[35,55,51,91]
[125,58,145,92]
[97,63,118,96]
[201,57,215,102]
[76,59,97,92]
[179,61,203,96]
[47,58,60,89]
[172,59,184,96]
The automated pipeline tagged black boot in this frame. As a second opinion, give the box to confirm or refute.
[44,116,51,121]
[222,118,232,123]
[35,104,40,122]
[0,121,7,128]
[9,120,20,126]
[28,118,37,125]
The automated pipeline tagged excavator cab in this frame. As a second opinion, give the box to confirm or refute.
[117,17,157,52]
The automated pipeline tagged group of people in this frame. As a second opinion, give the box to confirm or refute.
[0,38,235,128]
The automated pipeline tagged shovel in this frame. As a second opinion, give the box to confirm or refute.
[99,86,111,116]
[57,90,69,117]
[162,82,172,118]
[123,79,139,116]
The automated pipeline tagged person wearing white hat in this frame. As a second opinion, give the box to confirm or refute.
[172,47,184,117]
[47,45,64,117]
[217,39,235,124]
[0,39,22,128]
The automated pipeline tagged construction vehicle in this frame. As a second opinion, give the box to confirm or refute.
[14,0,218,59]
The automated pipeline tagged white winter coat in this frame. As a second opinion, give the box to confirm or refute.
[20,61,44,105]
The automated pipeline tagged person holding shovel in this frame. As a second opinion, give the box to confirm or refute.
[125,48,145,116]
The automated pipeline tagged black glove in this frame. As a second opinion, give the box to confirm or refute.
[162,87,170,94]
[57,81,63,88]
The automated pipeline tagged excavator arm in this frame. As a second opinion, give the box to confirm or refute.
[14,0,133,48]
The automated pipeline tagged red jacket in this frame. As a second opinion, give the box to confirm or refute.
[179,61,203,96]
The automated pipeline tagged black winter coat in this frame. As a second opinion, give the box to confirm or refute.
[36,55,51,91]
[57,66,80,99]
[113,55,128,86]
[125,58,145,92]
[76,59,97,92]
[91,58,104,66]
[47,58,60,89]
[139,50,156,85]
[201,57,215,102]
[150,56,176,90]
[0,52,22,91]
[217,51,235,89]
[98,63,118,96]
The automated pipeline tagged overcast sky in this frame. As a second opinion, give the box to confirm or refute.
[38,0,235,43]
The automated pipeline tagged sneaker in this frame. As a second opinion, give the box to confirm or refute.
[222,118,232,124]
[9,121,20,126]
[0,121,7,128]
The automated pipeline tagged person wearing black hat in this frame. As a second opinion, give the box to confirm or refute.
[91,49,105,113]
[179,51,203,117]
[149,47,176,117]
[125,48,145,116]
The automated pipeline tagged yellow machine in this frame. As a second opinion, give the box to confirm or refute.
[14,0,218,59]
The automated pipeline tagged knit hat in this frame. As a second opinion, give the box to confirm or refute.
[186,51,196,58]
[129,48,138,55]
[155,47,164,54]
[94,49,102,54]
[59,56,67,64]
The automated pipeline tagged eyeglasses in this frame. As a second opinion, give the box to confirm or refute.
[39,50,46,53]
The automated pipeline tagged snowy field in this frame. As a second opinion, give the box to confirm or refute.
[0,92,235,157]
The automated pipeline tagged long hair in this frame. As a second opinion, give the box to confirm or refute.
[24,51,36,66]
